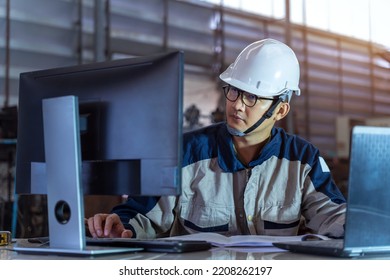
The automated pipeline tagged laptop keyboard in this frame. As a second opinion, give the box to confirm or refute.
[28,236,212,253]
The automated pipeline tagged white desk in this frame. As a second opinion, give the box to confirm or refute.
[1,239,387,260]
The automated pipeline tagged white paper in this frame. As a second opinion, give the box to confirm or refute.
[162,232,330,247]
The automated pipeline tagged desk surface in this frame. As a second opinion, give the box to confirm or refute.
[2,239,389,260]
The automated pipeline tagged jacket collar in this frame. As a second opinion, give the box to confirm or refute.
[217,124,280,172]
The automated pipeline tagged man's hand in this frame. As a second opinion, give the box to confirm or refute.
[86,213,133,238]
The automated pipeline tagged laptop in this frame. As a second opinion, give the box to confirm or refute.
[273,126,390,258]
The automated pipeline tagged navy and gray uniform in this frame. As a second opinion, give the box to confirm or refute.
[112,123,346,239]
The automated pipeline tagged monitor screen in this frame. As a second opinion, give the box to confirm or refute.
[15,51,183,196]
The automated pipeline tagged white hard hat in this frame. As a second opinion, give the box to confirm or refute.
[219,38,300,100]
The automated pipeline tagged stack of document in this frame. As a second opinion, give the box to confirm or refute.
[162,232,329,247]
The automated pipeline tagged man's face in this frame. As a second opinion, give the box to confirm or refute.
[225,89,274,134]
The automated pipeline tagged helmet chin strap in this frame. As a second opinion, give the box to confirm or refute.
[227,96,285,137]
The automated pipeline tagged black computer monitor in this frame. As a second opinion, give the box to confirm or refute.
[15,51,183,197]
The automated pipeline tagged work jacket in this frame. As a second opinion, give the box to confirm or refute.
[112,123,346,239]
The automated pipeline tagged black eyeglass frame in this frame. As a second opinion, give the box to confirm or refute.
[222,85,278,107]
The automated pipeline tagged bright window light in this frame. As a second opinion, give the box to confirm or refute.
[197,0,390,48]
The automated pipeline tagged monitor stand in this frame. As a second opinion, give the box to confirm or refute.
[14,96,141,256]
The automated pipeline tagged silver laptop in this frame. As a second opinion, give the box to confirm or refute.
[273,126,390,257]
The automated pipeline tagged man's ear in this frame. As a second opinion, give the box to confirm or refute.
[274,102,290,121]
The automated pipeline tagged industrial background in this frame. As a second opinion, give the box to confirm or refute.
[1,0,390,237]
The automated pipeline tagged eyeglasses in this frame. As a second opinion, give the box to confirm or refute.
[222,85,277,107]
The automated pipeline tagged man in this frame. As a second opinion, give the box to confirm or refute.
[87,38,346,239]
